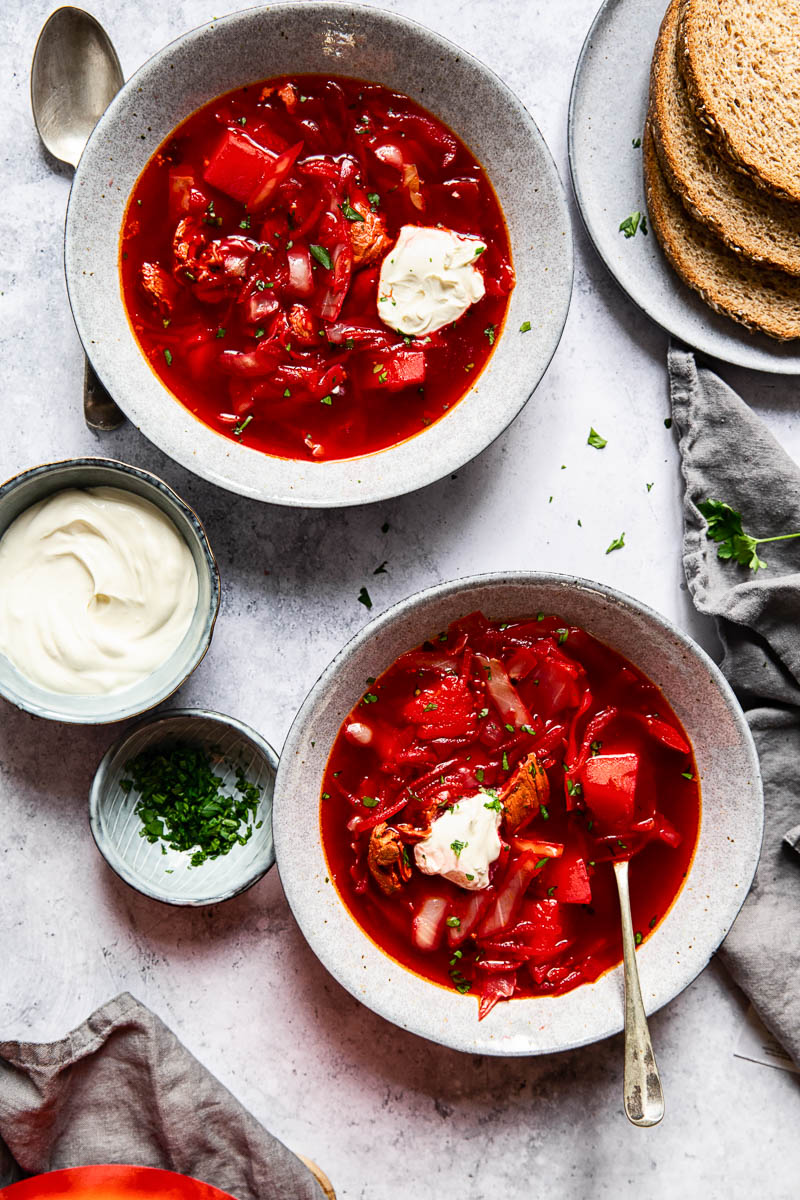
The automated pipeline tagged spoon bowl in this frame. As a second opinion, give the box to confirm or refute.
[31,6,123,169]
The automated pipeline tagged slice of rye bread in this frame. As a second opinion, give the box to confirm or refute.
[643,123,800,340]
[650,0,800,274]
[678,0,800,204]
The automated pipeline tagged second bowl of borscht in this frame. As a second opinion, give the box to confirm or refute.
[273,573,762,1055]
[65,3,573,506]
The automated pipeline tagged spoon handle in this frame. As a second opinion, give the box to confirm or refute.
[613,857,665,1127]
[84,358,125,430]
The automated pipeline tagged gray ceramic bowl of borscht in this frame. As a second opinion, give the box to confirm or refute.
[65,3,572,507]
[273,572,762,1055]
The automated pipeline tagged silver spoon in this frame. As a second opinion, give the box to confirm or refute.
[613,857,665,1126]
[31,6,126,431]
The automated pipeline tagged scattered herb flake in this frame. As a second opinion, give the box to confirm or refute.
[357,586,373,609]
[519,320,532,333]
[163,348,173,366]
[310,243,332,270]
[606,532,625,554]
[587,427,607,449]
[619,211,642,238]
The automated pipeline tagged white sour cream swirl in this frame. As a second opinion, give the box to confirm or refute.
[414,792,502,891]
[0,487,198,695]
[377,225,487,336]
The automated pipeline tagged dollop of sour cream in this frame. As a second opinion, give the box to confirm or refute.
[377,225,487,336]
[0,487,198,695]
[414,792,502,891]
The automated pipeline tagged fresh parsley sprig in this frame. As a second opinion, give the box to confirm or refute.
[695,496,800,571]
[699,498,800,572]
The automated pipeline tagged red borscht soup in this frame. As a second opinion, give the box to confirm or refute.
[120,76,513,462]
[320,612,700,1018]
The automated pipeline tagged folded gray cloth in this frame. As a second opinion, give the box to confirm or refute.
[0,992,323,1198]
[669,344,800,1067]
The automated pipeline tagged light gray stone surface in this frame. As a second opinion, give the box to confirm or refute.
[1,1,797,1196]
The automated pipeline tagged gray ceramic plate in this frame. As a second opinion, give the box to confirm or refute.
[569,0,800,373]
[89,708,277,905]
[274,573,763,1055]
[0,458,220,724]
[65,2,573,507]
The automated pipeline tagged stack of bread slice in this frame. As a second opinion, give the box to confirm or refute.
[644,0,800,341]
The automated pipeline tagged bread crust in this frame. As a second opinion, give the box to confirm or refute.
[650,0,800,274]
[643,122,800,340]
[679,0,800,204]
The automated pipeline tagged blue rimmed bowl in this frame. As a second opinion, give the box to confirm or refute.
[0,458,220,724]
[89,708,277,905]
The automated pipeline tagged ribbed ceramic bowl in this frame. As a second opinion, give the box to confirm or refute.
[90,709,277,905]
[0,459,220,724]
[274,572,763,1055]
[64,2,573,507]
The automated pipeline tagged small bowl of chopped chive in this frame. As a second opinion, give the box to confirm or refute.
[89,708,277,905]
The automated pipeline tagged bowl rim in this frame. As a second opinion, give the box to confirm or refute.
[64,0,574,507]
[88,706,278,906]
[273,570,764,1054]
[0,457,221,724]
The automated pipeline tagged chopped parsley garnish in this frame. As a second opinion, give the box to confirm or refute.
[681,771,694,780]
[361,796,379,808]
[540,804,550,820]
[239,215,251,229]
[566,779,582,797]
[367,191,380,209]
[320,394,333,405]
[664,417,673,429]
[646,482,654,492]
[619,211,642,238]
[475,768,485,783]
[449,968,471,994]
[446,916,461,928]
[484,324,496,345]
[557,627,569,644]
[635,931,643,946]
[423,702,438,712]
[484,797,503,812]
[632,136,641,148]
[519,320,532,333]
[699,497,800,573]
[122,743,261,868]
[587,427,607,449]
[502,751,509,772]
[606,532,625,554]
[310,244,332,270]
[163,348,173,366]
[215,327,226,339]
[340,198,365,222]
[357,586,372,609]
[254,327,265,338]
[233,414,253,437]
[362,693,378,704]
[534,857,550,870]
[450,839,467,858]
[373,561,388,575]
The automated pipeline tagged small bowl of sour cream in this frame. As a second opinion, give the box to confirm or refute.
[0,458,220,723]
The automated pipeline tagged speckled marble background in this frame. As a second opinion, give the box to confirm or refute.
[2,1,798,1196]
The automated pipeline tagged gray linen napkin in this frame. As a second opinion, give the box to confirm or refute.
[669,344,800,1067]
[0,992,323,1198]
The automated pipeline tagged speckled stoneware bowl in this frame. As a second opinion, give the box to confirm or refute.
[89,708,277,905]
[0,459,220,724]
[64,3,573,507]
[274,572,763,1055]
